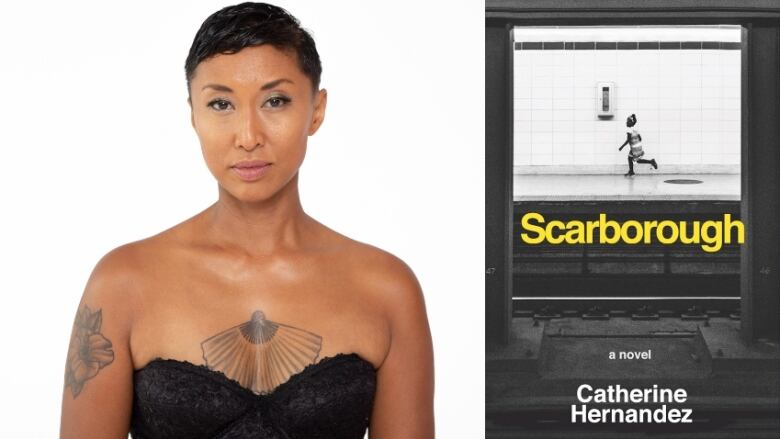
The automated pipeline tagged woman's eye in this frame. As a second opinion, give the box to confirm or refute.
[264,96,290,109]
[208,99,233,111]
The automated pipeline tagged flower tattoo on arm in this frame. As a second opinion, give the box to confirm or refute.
[65,305,115,398]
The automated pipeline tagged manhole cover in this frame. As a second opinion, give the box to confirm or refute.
[664,179,703,185]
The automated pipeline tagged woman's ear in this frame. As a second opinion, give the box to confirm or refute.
[309,89,328,136]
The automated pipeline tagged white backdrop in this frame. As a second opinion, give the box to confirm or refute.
[0,1,484,437]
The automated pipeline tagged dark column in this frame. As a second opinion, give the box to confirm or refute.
[741,24,780,342]
[486,23,513,346]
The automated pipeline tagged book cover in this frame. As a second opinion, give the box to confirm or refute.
[486,2,780,437]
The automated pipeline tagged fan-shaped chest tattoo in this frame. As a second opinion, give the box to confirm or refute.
[201,310,323,394]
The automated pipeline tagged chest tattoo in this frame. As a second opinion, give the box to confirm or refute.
[201,310,322,394]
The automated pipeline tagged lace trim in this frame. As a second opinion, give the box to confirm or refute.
[134,352,375,397]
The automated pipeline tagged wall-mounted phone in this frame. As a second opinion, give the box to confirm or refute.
[597,82,615,118]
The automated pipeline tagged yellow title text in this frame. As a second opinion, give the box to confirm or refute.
[520,213,744,253]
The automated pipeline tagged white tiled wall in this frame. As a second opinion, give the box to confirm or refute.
[513,28,741,174]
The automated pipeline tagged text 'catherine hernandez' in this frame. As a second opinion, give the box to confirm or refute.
[572,384,693,424]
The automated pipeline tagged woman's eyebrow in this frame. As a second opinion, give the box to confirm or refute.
[201,83,233,92]
[199,79,293,93]
[261,78,293,90]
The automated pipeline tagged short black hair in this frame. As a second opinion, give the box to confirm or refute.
[185,2,322,91]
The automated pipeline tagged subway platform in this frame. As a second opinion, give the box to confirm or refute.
[514,174,740,202]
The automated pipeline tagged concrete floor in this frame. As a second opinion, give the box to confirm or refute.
[487,317,780,373]
[514,174,740,201]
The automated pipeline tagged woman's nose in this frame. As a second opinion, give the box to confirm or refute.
[236,109,265,151]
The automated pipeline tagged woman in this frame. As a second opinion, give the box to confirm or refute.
[59,3,434,438]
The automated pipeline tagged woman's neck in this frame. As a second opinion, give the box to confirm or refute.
[203,176,313,256]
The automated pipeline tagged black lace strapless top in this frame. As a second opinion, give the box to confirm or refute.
[130,353,376,439]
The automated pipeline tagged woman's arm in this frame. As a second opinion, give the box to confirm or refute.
[60,247,138,439]
[369,257,435,439]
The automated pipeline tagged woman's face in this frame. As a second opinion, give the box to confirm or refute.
[189,45,326,203]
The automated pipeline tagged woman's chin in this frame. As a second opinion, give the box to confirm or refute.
[215,170,299,205]
[220,184,281,205]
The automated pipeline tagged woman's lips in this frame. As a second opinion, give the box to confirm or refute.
[231,160,272,181]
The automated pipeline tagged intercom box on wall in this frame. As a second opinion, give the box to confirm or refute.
[597,82,615,118]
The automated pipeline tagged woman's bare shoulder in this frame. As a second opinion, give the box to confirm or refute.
[82,220,191,306]
[325,229,423,310]
[92,231,173,278]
